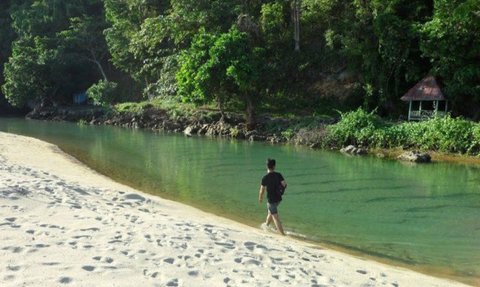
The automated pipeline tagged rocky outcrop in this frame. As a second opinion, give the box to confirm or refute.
[27,106,105,122]
[340,145,368,155]
[397,151,431,163]
[24,105,330,149]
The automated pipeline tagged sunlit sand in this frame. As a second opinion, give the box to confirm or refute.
[0,132,469,286]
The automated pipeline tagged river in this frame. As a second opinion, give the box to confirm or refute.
[1,117,479,284]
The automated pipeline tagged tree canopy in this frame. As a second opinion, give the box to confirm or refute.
[1,0,479,121]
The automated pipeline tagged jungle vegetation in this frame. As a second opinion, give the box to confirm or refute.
[1,0,479,125]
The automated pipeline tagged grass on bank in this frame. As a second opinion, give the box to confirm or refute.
[114,98,221,122]
[113,98,480,157]
[325,108,480,156]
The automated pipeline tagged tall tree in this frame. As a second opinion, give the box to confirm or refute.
[334,0,433,113]
[0,0,17,109]
[58,14,110,81]
[421,0,480,118]
[2,0,110,107]
[104,0,174,98]
[177,27,265,128]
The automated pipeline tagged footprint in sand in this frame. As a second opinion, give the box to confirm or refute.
[7,265,21,271]
[163,258,175,264]
[124,193,145,201]
[244,241,256,251]
[58,277,73,284]
[243,259,261,267]
[2,246,23,254]
[42,262,60,266]
[5,217,16,222]
[215,241,236,251]
[80,227,100,232]
[82,265,95,272]
[166,278,179,287]
[72,235,90,240]
[34,244,50,248]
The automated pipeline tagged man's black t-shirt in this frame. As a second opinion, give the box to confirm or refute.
[261,172,284,203]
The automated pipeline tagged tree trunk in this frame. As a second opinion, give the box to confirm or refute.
[94,60,108,82]
[245,96,256,130]
[89,50,108,82]
[293,0,301,52]
[217,96,225,123]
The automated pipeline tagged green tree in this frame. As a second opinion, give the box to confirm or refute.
[0,0,17,109]
[2,0,110,107]
[168,0,241,46]
[177,27,264,128]
[104,0,176,98]
[333,0,433,113]
[129,16,177,98]
[421,0,480,118]
[103,0,166,77]
[58,14,110,81]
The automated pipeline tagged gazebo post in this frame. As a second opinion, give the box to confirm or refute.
[408,101,412,121]
[419,101,422,118]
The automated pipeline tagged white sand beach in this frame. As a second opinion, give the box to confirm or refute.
[0,132,470,287]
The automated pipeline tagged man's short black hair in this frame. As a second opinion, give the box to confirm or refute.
[267,158,276,169]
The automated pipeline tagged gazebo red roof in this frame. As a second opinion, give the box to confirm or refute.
[401,76,445,101]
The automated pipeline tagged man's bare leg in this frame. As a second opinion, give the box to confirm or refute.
[272,213,285,235]
[265,212,273,226]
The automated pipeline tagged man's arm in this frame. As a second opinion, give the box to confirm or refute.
[259,185,266,203]
[279,173,287,188]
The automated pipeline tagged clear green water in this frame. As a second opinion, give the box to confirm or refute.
[1,118,479,283]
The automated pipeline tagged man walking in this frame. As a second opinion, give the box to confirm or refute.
[258,158,287,235]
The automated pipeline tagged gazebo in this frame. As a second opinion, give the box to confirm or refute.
[401,76,448,121]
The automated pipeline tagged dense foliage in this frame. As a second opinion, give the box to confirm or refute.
[1,0,479,122]
[87,79,118,106]
[0,0,15,109]
[326,109,480,155]
[2,0,116,107]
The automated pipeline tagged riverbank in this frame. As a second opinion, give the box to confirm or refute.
[0,133,472,286]
[25,103,480,166]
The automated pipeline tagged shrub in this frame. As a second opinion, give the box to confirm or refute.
[77,119,88,126]
[87,80,118,106]
[469,124,480,155]
[413,116,475,153]
[326,108,381,147]
[281,128,295,140]
[115,101,153,114]
[323,109,480,155]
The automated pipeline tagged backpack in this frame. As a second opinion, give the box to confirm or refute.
[277,173,286,196]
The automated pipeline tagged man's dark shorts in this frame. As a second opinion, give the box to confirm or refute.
[267,201,280,215]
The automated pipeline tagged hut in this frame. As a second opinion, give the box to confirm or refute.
[401,76,448,121]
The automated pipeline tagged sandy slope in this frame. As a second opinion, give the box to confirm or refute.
[0,132,469,287]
